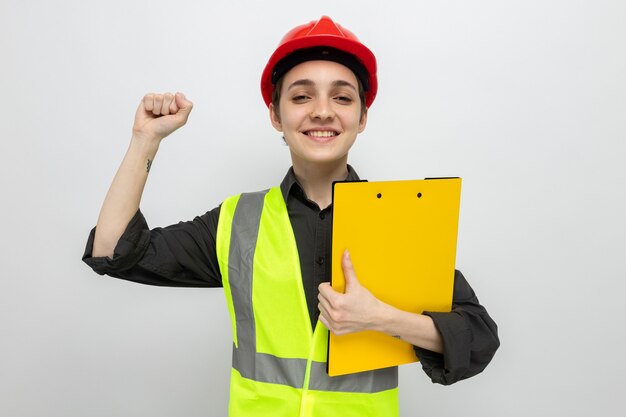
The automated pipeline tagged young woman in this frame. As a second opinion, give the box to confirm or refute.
[83,16,499,417]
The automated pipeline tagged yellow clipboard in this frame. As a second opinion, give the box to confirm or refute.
[327,178,462,376]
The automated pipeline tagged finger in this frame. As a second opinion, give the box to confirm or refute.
[318,283,340,308]
[161,93,174,115]
[318,282,333,298]
[318,302,328,320]
[152,94,164,115]
[319,314,332,332]
[143,93,155,112]
[318,301,339,331]
[169,95,179,114]
[317,295,334,319]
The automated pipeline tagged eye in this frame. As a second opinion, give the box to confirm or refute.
[334,95,353,104]
[292,94,311,103]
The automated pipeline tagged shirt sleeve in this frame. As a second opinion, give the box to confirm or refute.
[81,207,223,287]
[413,269,500,385]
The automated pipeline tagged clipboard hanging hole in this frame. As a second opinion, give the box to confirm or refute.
[417,192,423,198]
[377,193,382,199]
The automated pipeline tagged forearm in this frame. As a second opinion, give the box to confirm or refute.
[319,261,499,384]
[374,303,444,354]
[92,136,159,258]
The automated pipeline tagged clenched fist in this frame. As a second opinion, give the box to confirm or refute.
[132,92,193,142]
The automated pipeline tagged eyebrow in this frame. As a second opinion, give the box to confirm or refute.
[287,79,314,90]
[330,80,357,91]
[287,79,357,92]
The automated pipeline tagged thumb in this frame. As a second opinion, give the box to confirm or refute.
[342,250,360,292]
[174,92,193,116]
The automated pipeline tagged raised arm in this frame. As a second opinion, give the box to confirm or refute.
[92,92,193,258]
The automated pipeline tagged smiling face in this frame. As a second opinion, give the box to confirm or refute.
[269,60,368,171]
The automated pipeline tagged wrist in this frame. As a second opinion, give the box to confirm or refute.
[129,134,161,158]
[371,300,395,334]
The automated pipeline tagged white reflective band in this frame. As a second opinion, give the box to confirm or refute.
[309,361,397,393]
[233,346,307,388]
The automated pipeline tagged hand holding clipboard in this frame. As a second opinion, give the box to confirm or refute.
[327,178,462,376]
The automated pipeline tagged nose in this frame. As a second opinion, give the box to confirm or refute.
[309,97,335,121]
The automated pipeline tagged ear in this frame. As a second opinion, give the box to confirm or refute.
[269,103,283,132]
[358,107,368,133]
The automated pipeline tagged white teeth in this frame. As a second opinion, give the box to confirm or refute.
[307,131,337,138]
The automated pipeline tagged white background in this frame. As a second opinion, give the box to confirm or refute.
[1,1,625,416]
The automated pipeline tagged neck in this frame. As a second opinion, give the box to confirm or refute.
[292,159,349,209]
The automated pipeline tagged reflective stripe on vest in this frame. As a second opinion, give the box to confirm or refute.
[217,187,398,416]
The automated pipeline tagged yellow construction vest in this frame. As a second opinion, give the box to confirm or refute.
[216,187,399,417]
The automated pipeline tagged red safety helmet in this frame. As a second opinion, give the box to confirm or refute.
[261,16,378,108]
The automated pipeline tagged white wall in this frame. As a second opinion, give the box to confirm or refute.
[1,1,625,416]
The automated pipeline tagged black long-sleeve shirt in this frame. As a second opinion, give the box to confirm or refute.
[82,166,499,385]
